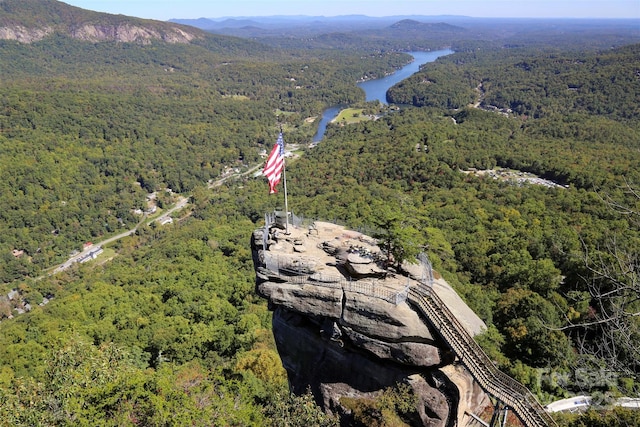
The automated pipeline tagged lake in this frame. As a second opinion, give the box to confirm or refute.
[313,49,454,142]
[358,49,454,104]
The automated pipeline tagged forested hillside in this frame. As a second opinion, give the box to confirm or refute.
[1,1,639,425]
[388,43,640,121]
[0,4,411,282]
[286,43,640,424]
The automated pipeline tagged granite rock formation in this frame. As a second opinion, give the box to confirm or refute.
[0,0,204,44]
[252,220,490,426]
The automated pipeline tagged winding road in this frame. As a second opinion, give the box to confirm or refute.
[48,162,264,276]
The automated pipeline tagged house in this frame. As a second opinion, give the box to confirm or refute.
[78,247,103,263]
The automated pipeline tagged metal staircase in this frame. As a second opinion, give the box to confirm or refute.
[408,284,557,427]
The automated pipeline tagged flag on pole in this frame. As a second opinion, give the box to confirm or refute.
[263,132,285,193]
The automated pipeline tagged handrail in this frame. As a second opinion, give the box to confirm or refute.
[408,284,558,427]
[260,255,556,426]
[260,261,408,305]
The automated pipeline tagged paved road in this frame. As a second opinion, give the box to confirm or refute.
[209,163,263,188]
[48,161,260,276]
[50,195,189,274]
[545,395,640,413]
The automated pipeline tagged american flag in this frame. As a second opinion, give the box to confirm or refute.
[263,132,284,193]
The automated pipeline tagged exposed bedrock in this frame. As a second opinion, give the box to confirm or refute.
[252,222,489,426]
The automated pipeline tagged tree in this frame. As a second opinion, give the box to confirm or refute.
[495,288,574,367]
[557,407,640,427]
[372,203,421,271]
[556,180,640,383]
[262,388,339,427]
[339,383,418,427]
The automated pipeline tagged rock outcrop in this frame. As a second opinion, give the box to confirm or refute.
[0,25,54,43]
[0,22,198,44]
[68,23,199,44]
[0,21,202,44]
[0,0,204,44]
[252,220,489,427]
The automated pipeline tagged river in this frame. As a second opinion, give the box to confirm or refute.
[313,49,453,142]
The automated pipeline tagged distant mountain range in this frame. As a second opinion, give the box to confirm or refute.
[170,15,470,38]
[0,1,470,51]
[170,15,470,31]
[168,15,473,51]
[1,1,638,51]
[0,1,472,51]
[170,14,639,51]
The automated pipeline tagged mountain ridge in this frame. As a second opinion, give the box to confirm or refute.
[0,0,206,44]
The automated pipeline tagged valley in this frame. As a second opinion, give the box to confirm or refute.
[0,2,639,426]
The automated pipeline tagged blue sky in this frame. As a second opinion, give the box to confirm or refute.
[63,0,640,20]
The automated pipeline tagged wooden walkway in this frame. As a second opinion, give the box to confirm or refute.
[409,284,557,427]
[262,250,557,427]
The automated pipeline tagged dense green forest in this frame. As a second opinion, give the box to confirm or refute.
[0,32,411,282]
[1,1,639,425]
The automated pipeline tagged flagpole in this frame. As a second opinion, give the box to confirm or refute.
[281,126,290,235]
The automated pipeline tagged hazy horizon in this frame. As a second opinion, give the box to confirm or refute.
[62,0,640,21]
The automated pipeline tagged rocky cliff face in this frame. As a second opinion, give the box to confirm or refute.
[0,21,201,44]
[69,23,198,44]
[0,0,203,44]
[252,220,489,427]
[0,25,54,43]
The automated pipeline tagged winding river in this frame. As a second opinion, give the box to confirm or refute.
[313,49,453,142]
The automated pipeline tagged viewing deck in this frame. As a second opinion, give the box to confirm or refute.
[258,220,557,427]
